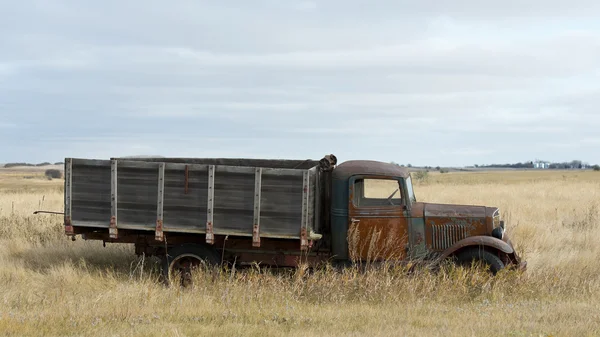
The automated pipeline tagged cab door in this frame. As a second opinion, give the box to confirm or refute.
[347,176,410,262]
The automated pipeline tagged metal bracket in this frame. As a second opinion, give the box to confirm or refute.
[64,216,74,236]
[155,219,164,241]
[206,221,214,245]
[300,227,309,251]
[252,223,260,248]
[109,216,118,239]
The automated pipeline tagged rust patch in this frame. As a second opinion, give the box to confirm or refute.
[300,227,308,251]
[155,219,164,241]
[252,223,260,247]
[424,203,486,218]
[347,176,410,262]
[206,221,214,244]
[410,202,425,218]
[425,216,486,251]
[347,216,409,262]
[109,216,118,239]
[64,216,74,236]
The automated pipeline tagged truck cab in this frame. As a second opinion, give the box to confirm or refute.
[330,160,525,273]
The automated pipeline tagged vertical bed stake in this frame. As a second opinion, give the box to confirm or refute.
[64,158,74,236]
[156,163,165,241]
[110,159,118,239]
[252,167,262,247]
[206,165,215,244]
[300,170,310,251]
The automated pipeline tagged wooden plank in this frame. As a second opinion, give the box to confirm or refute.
[206,165,215,244]
[71,158,111,167]
[116,166,159,225]
[253,167,262,247]
[164,162,209,171]
[110,159,118,239]
[117,157,320,170]
[258,173,303,236]
[212,169,254,233]
[115,160,161,169]
[213,228,299,239]
[155,163,165,241]
[262,167,306,177]
[69,221,300,239]
[184,165,189,194]
[217,166,255,174]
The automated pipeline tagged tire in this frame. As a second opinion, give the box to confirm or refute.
[455,248,505,275]
[162,244,221,287]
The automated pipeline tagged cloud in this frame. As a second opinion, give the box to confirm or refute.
[1,1,600,166]
[0,122,17,129]
[446,147,496,157]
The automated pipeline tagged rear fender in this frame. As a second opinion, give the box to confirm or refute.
[438,235,515,262]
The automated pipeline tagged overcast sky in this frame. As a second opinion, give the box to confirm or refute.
[1,1,600,166]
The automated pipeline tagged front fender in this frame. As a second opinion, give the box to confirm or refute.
[438,235,514,261]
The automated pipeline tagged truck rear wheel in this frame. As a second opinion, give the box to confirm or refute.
[455,248,505,275]
[162,244,221,287]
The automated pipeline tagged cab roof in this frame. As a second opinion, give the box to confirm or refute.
[332,160,410,180]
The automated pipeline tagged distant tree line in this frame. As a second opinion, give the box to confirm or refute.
[475,162,535,169]
[2,162,63,168]
[391,160,599,171]
[475,160,598,170]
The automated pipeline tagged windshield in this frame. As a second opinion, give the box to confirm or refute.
[406,176,416,202]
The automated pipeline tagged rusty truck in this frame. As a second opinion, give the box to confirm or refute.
[62,154,526,284]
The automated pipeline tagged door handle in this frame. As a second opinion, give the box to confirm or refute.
[351,218,360,225]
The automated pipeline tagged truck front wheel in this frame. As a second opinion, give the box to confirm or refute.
[455,248,505,275]
[162,244,221,287]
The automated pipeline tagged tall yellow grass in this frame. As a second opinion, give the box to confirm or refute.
[0,170,599,336]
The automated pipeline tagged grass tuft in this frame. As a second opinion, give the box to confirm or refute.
[1,170,599,336]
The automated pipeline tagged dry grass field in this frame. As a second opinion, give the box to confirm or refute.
[1,169,599,336]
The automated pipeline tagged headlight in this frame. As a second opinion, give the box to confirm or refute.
[492,226,504,240]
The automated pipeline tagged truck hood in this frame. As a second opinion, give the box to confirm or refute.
[412,202,498,219]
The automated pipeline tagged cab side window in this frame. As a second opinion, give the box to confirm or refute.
[353,178,402,207]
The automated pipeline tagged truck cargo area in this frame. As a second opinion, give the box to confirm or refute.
[64,155,336,268]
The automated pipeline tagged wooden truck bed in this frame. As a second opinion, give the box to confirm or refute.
[64,157,323,245]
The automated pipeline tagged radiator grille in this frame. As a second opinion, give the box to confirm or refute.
[431,224,469,250]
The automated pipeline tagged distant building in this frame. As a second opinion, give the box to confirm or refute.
[533,160,550,169]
